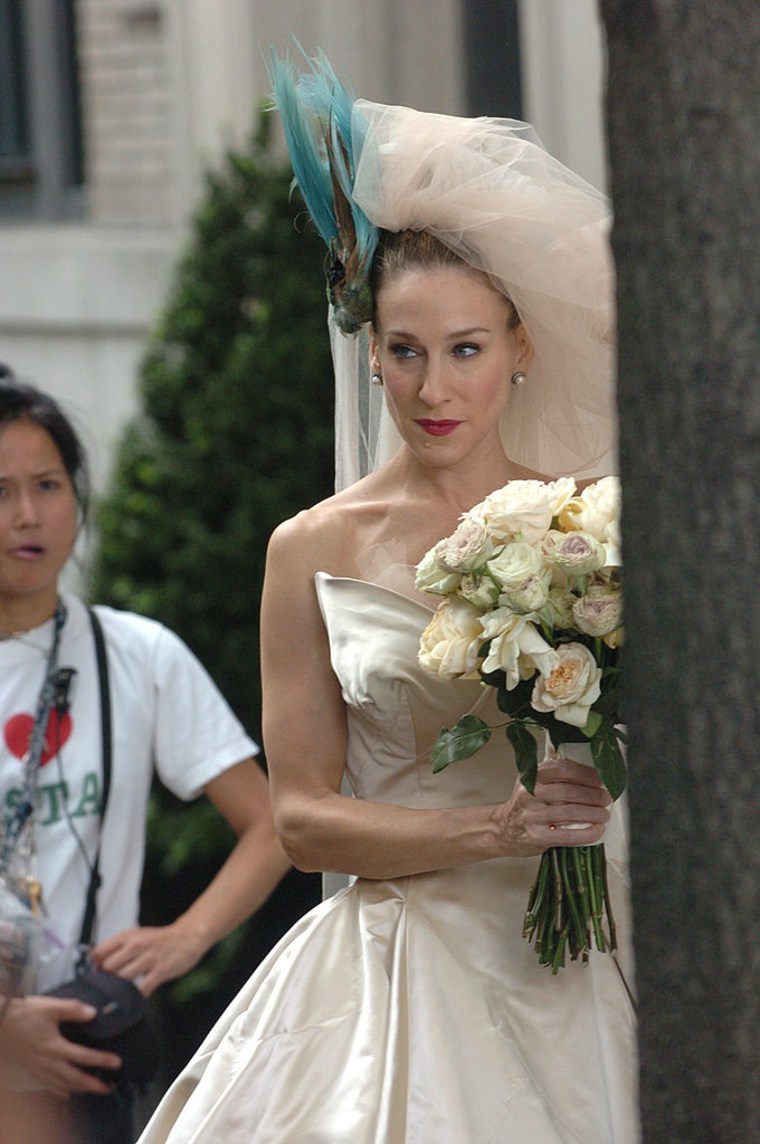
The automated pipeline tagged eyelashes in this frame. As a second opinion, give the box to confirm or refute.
[388,342,482,360]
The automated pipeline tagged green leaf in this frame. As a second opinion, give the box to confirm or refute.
[495,675,534,718]
[507,720,538,793]
[591,723,627,799]
[592,683,620,718]
[430,715,491,773]
[583,710,603,738]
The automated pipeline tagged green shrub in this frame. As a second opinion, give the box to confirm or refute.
[92,116,333,731]
[90,114,329,1074]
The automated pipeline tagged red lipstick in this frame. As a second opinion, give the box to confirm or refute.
[415,419,462,437]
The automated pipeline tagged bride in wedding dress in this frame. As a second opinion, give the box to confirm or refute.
[137,55,639,1144]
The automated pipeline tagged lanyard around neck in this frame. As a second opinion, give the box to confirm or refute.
[1,599,68,869]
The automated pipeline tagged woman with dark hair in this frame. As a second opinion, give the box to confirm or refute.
[0,373,290,1144]
[137,57,638,1144]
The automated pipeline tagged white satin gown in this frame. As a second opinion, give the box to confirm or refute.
[138,573,639,1144]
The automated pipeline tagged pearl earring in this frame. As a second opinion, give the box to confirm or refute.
[371,372,384,387]
[510,370,527,387]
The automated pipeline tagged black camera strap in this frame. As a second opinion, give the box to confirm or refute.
[44,610,160,1087]
[76,607,112,966]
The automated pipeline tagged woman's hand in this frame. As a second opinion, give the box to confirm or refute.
[92,921,205,998]
[92,758,290,998]
[495,754,612,857]
[0,996,121,1098]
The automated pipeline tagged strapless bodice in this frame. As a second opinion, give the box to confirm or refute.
[316,571,514,809]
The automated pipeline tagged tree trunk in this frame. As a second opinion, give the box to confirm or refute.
[600,2,760,1139]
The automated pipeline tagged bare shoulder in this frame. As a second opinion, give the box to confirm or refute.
[265,494,353,578]
[266,472,394,580]
[261,478,393,670]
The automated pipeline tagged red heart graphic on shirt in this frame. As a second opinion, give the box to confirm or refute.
[4,711,73,767]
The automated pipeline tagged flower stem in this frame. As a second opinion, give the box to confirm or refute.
[560,848,587,949]
[600,846,618,952]
[584,846,606,952]
[523,845,550,939]
[551,847,563,932]
[522,844,615,973]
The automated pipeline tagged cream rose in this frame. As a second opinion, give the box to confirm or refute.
[480,609,557,689]
[547,531,606,577]
[558,476,620,544]
[500,573,551,615]
[435,515,496,572]
[476,477,576,545]
[415,547,463,596]
[602,517,622,568]
[572,587,623,637]
[541,586,576,630]
[457,572,501,610]
[487,541,543,589]
[418,597,484,678]
[531,642,602,727]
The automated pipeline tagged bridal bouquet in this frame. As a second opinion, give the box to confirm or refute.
[415,477,625,972]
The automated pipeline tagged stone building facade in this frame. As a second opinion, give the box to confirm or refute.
[0,0,605,490]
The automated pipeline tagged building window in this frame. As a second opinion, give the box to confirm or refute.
[0,0,84,220]
[0,0,30,173]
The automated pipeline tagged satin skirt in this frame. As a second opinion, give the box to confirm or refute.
[138,855,638,1144]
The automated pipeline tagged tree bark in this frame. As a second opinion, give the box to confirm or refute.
[600,2,760,1139]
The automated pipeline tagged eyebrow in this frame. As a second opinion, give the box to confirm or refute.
[385,326,493,339]
[0,467,66,481]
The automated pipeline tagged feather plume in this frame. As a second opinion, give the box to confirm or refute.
[269,47,379,333]
[268,52,337,247]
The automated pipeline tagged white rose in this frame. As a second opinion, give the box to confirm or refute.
[500,573,551,615]
[602,517,622,568]
[476,477,577,545]
[415,547,463,596]
[547,531,606,577]
[541,586,576,631]
[487,541,542,589]
[558,476,621,544]
[418,597,484,678]
[572,587,623,637]
[435,515,496,572]
[480,609,558,689]
[531,642,602,728]
[457,572,501,610]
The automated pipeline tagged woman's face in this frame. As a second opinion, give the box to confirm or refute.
[370,266,532,471]
[0,419,78,618]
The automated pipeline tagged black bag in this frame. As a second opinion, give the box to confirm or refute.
[45,967,158,1086]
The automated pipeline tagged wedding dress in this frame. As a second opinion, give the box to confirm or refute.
[138,573,639,1144]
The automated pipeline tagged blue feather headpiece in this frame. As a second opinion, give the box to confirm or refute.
[269,49,379,335]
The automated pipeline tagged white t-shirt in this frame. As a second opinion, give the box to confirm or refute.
[0,592,258,992]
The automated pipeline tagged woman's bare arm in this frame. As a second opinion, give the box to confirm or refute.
[261,509,611,881]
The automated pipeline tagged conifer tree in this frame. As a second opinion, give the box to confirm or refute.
[90,116,330,1075]
[93,117,333,728]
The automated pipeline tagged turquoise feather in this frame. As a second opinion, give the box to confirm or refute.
[269,49,378,277]
[268,53,337,247]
